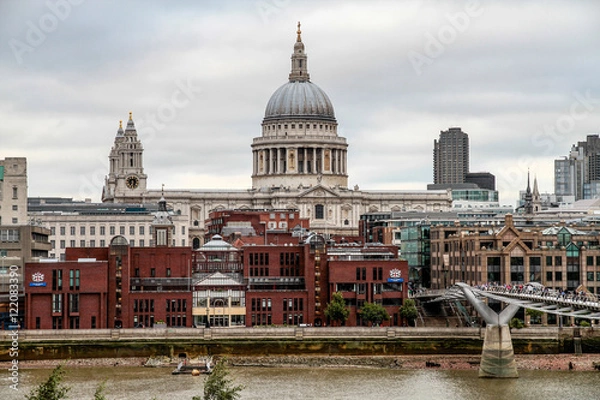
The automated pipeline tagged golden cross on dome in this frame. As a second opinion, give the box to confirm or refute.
[297,21,301,42]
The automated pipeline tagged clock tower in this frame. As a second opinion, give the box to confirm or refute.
[102,112,148,202]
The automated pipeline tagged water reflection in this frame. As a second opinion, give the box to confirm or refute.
[4,366,599,400]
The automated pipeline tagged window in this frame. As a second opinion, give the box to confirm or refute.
[181,225,185,235]
[70,226,75,235]
[157,229,167,246]
[60,226,65,235]
[90,226,95,235]
[70,240,75,247]
[52,269,63,290]
[51,240,55,249]
[100,226,106,235]
[130,226,135,235]
[51,227,56,235]
[69,293,79,313]
[12,186,17,199]
[139,239,145,247]
[555,271,563,281]
[151,268,155,277]
[90,240,96,247]
[120,226,125,235]
[80,240,85,247]
[80,226,86,235]
[52,293,62,313]
[100,239,105,247]
[587,272,595,281]
[139,226,145,235]
[11,218,17,224]
[315,204,324,219]
[12,205,17,211]
[60,240,65,249]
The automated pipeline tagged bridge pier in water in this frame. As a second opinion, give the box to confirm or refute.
[456,283,519,378]
[479,324,518,378]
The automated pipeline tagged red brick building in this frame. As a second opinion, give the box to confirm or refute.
[24,258,109,329]
[25,197,193,329]
[205,209,310,244]
[327,244,408,326]
[244,233,409,327]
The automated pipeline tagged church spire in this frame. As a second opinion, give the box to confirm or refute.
[125,111,136,132]
[117,120,124,136]
[524,170,533,214]
[289,21,310,82]
[533,176,540,197]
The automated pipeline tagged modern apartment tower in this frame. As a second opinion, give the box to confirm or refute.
[554,134,600,201]
[433,127,469,185]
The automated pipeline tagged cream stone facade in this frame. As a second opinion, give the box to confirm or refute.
[27,200,189,261]
[0,157,28,226]
[102,24,452,246]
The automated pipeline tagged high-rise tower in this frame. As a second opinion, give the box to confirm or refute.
[433,127,469,185]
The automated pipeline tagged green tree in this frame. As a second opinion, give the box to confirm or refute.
[399,298,419,327]
[324,292,350,326]
[93,381,108,400]
[359,302,390,327]
[509,318,524,329]
[195,358,243,400]
[526,308,543,324]
[26,365,70,400]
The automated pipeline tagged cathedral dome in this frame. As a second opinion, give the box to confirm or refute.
[264,81,335,122]
[263,22,336,123]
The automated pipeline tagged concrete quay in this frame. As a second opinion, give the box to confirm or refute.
[1,326,598,362]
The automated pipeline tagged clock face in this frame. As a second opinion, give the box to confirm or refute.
[126,176,139,189]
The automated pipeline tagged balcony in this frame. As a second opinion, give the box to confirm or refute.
[130,277,191,292]
[248,277,306,291]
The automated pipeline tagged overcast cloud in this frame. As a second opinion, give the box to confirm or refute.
[2,0,600,207]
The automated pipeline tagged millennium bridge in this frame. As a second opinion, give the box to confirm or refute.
[414,283,600,378]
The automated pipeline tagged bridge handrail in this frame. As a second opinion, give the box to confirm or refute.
[475,284,599,303]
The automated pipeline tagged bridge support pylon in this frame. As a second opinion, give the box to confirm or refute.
[479,324,518,378]
[456,283,519,378]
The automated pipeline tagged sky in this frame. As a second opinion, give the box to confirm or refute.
[1,0,600,208]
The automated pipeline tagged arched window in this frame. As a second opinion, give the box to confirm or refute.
[315,204,324,219]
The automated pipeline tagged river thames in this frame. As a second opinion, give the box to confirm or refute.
[3,366,599,400]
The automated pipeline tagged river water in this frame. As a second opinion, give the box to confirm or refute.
[3,366,599,400]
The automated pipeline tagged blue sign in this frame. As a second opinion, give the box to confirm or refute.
[29,282,47,287]
[387,278,404,283]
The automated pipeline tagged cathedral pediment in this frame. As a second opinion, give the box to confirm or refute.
[297,184,341,199]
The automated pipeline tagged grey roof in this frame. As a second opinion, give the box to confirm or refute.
[198,234,237,251]
[541,226,588,236]
[264,81,336,121]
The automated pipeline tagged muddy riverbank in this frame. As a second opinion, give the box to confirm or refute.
[3,353,599,371]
